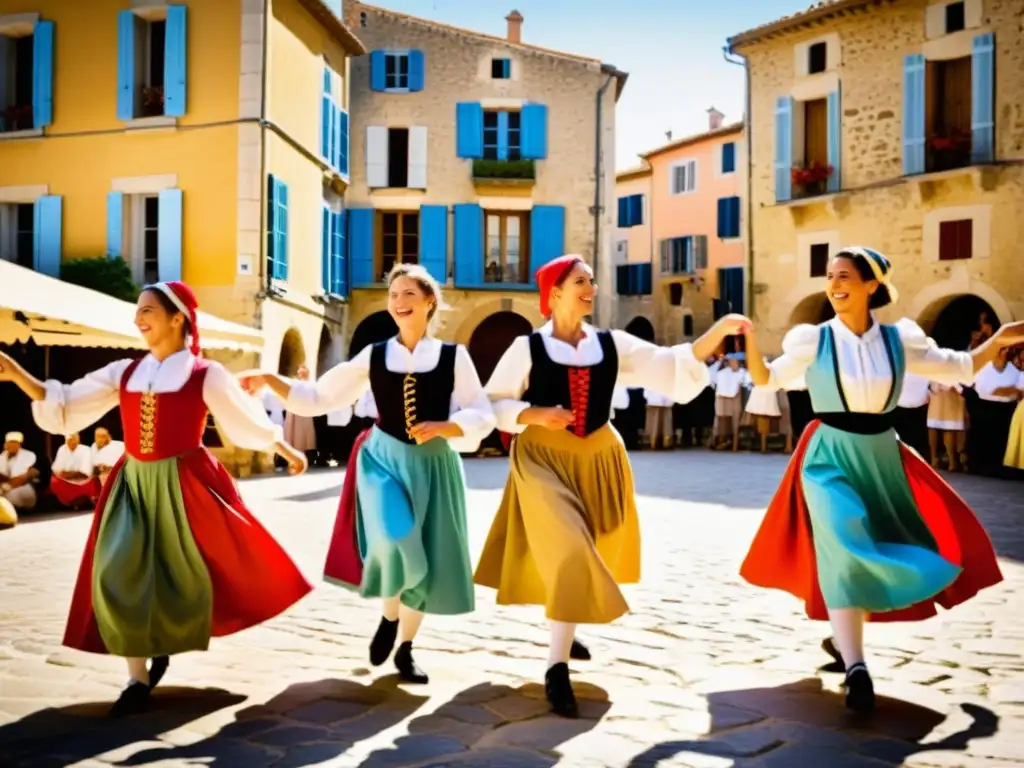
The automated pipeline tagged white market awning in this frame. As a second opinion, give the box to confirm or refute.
[0,261,264,353]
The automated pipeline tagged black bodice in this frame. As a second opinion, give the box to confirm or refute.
[369,341,457,444]
[521,330,619,437]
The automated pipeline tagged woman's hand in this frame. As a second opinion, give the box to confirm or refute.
[518,406,575,431]
[994,321,1024,349]
[717,314,754,336]
[276,442,308,475]
[407,421,463,444]
[0,350,45,400]
[0,350,17,382]
[238,371,267,395]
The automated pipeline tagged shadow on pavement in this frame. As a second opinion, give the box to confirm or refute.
[356,681,611,767]
[625,677,999,767]
[0,686,246,768]
[116,677,429,767]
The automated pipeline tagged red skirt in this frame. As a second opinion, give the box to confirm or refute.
[51,475,101,507]
[739,421,1003,622]
[322,428,371,588]
[63,449,313,654]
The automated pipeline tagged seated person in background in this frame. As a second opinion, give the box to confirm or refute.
[0,432,39,511]
[50,432,99,509]
[91,427,125,487]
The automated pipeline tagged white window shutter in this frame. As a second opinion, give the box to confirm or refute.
[366,126,389,188]
[408,126,428,189]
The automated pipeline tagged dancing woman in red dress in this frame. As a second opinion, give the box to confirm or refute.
[0,282,312,716]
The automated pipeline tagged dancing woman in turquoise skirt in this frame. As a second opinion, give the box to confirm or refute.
[741,247,1023,712]
[242,264,496,683]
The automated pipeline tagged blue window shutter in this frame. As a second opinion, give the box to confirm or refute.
[774,96,793,202]
[33,196,62,277]
[32,21,54,128]
[339,108,350,176]
[323,68,332,93]
[106,192,124,258]
[348,208,375,287]
[902,54,926,175]
[116,11,135,120]
[333,210,347,296]
[630,195,643,226]
[521,103,548,159]
[164,5,187,117]
[331,101,342,170]
[617,197,627,227]
[321,93,332,161]
[321,204,331,293]
[971,33,995,164]
[722,142,736,174]
[827,87,842,192]
[496,111,509,161]
[639,263,651,295]
[419,205,448,284]
[453,203,483,287]
[274,180,288,280]
[529,205,565,281]
[716,198,727,238]
[455,102,483,158]
[408,49,425,91]
[732,197,740,238]
[157,189,183,282]
[370,50,386,91]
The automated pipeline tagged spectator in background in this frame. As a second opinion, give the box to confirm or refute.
[712,354,748,452]
[0,432,38,511]
[927,383,966,472]
[643,387,674,450]
[91,427,125,487]
[971,348,1022,477]
[50,432,98,509]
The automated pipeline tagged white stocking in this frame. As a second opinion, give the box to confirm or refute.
[126,657,150,686]
[398,605,424,643]
[547,620,577,669]
[382,595,401,622]
[828,607,866,668]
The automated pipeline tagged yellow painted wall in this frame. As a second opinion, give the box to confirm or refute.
[0,0,243,286]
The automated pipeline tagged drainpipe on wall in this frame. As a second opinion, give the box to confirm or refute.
[592,71,615,327]
[722,46,753,321]
[256,0,271,323]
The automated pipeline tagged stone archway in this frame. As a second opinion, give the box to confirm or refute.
[278,328,306,376]
[919,294,1000,351]
[789,292,835,326]
[623,315,656,342]
[317,324,340,375]
[349,311,399,357]
[468,311,534,384]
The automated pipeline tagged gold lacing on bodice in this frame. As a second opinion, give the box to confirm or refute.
[139,392,157,454]
[403,373,417,437]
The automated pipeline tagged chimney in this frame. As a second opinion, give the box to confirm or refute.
[707,107,725,131]
[506,10,523,43]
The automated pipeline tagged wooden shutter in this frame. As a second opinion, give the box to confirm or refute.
[453,204,484,287]
[408,50,425,91]
[774,96,793,201]
[348,208,375,287]
[418,205,448,283]
[902,54,926,174]
[827,87,841,191]
[366,126,389,187]
[521,103,548,159]
[455,102,484,159]
[31,21,54,128]
[33,196,62,277]
[370,50,386,90]
[971,33,995,164]
[529,205,565,280]
[157,189,183,282]
[321,204,331,293]
[694,235,708,270]
[116,11,135,120]
[408,126,428,189]
[164,6,187,117]
[106,192,124,258]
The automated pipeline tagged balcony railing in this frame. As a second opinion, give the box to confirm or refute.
[472,158,535,182]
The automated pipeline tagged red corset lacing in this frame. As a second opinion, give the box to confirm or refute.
[567,367,591,437]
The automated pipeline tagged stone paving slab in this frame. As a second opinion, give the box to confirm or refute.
[0,451,1022,767]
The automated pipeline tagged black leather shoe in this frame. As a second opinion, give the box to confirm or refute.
[394,641,428,684]
[109,681,151,718]
[845,662,876,712]
[369,617,398,666]
[149,656,170,689]
[569,638,591,661]
[545,662,578,718]
[821,637,845,673]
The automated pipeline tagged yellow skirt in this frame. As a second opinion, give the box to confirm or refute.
[1004,400,1024,470]
[474,424,640,624]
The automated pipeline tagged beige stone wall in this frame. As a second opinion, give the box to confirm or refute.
[739,0,1024,352]
[341,2,619,344]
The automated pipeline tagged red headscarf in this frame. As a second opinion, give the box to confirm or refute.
[536,254,584,317]
[151,281,201,355]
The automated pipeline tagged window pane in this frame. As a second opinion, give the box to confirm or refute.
[399,55,409,76]
[508,112,521,130]
[382,212,398,235]
[385,56,397,77]
[505,216,520,282]
[149,20,166,87]
[16,204,33,230]
[401,213,419,237]
[485,215,501,282]
[144,261,159,285]
[484,111,498,128]
[144,229,159,260]
[16,233,33,268]
[145,196,159,226]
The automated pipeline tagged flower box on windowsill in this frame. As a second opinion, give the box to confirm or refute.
[471,159,536,189]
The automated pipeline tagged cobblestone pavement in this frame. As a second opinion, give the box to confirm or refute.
[1,450,1023,767]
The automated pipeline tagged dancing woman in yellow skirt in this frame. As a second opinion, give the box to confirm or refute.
[474,254,749,717]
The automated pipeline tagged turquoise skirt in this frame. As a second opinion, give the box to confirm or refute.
[329,427,475,615]
[801,425,962,612]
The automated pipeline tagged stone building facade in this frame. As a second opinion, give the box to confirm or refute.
[340,1,626,381]
[729,0,1023,351]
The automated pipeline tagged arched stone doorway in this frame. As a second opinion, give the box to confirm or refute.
[317,325,340,374]
[278,328,305,376]
[468,311,533,384]
[789,292,835,326]
[349,311,398,357]
[920,294,999,350]
[624,316,655,342]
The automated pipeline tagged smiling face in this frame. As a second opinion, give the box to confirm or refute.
[135,290,186,349]
[826,256,877,316]
[3,440,20,455]
[388,275,435,331]
[95,428,110,448]
[66,433,80,451]
[549,262,596,319]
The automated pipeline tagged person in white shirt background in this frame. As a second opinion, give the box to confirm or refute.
[642,387,674,449]
[969,347,1023,477]
[712,353,750,451]
[894,372,932,461]
[0,432,38,511]
[49,432,98,509]
[91,427,125,487]
[927,383,967,472]
[744,356,782,454]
